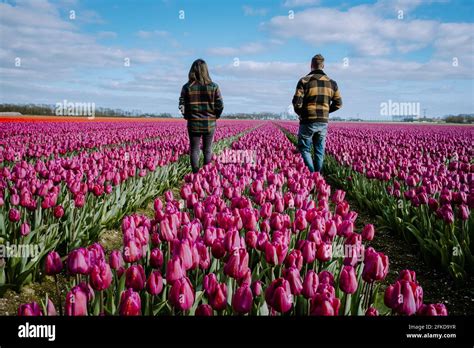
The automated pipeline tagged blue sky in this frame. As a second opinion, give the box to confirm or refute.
[0,0,473,119]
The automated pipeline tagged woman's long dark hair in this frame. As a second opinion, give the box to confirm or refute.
[188,59,212,85]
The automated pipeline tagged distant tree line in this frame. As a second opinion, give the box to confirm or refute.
[443,114,474,124]
[0,104,296,120]
[0,103,175,118]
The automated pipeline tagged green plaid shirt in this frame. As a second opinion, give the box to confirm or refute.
[292,69,342,124]
[179,81,224,134]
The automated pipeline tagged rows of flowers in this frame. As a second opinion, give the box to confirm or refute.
[1,121,243,162]
[0,121,253,290]
[18,124,447,316]
[279,122,473,283]
[1,122,173,162]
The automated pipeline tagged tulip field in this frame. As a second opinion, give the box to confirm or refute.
[280,123,473,284]
[2,118,469,318]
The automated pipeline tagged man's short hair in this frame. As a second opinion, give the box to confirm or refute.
[312,54,324,69]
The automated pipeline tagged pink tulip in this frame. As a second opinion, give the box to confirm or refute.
[224,248,249,279]
[339,265,358,294]
[8,208,21,222]
[46,298,57,316]
[208,282,228,311]
[265,278,293,313]
[232,285,253,314]
[146,270,164,296]
[20,222,30,236]
[119,288,141,316]
[53,205,64,219]
[417,303,448,316]
[90,261,113,291]
[283,267,303,295]
[251,280,263,297]
[310,293,340,316]
[366,307,379,316]
[109,250,124,270]
[45,251,63,275]
[361,224,375,241]
[362,247,389,283]
[147,248,163,269]
[302,270,319,299]
[125,264,146,291]
[65,285,88,316]
[195,304,213,316]
[18,302,43,316]
[169,277,195,311]
[67,248,91,275]
[316,243,332,262]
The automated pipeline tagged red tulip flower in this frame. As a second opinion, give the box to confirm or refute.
[169,277,195,311]
[232,285,253,314]
[265,278,293,313]
[45,251,63,275]
[125,264,146,291]
[119,288,142,316]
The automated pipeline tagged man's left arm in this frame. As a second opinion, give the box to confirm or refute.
[292,79,305,117]
[329,81,342,113]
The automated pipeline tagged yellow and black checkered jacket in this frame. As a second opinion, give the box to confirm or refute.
[179,81,224,134]
[292,69,342,123]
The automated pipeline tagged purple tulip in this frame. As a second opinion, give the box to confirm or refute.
[18,302,43,316]
[169,277,195,311]
[119,288,141,316]
[109,250,124,270]
[232,285,253,314]
[149,248,164,268]
[45,251,63,275]
[65,285,88,316]
[67,248,91,275]
[265,278,293,313]
[361,224,375,241]
[125,264,146,291]
[339,265,358,294]
[310,293,340,316]
[146,270,163,296]
[90,261,113,291]
[195,304,213,316]
[362,247,389,283]
[8,208,21,222]
[417,303,448,316]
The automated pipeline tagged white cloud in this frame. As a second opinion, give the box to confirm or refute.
[265,5,474,60]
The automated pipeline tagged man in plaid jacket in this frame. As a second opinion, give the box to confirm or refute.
[292,54,342,173]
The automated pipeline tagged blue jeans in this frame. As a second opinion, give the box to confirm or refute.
[297,122,328,173]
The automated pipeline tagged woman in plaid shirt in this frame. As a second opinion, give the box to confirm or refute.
[179,59,224,173]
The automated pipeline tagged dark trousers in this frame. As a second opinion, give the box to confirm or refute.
[188,129,215,173]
